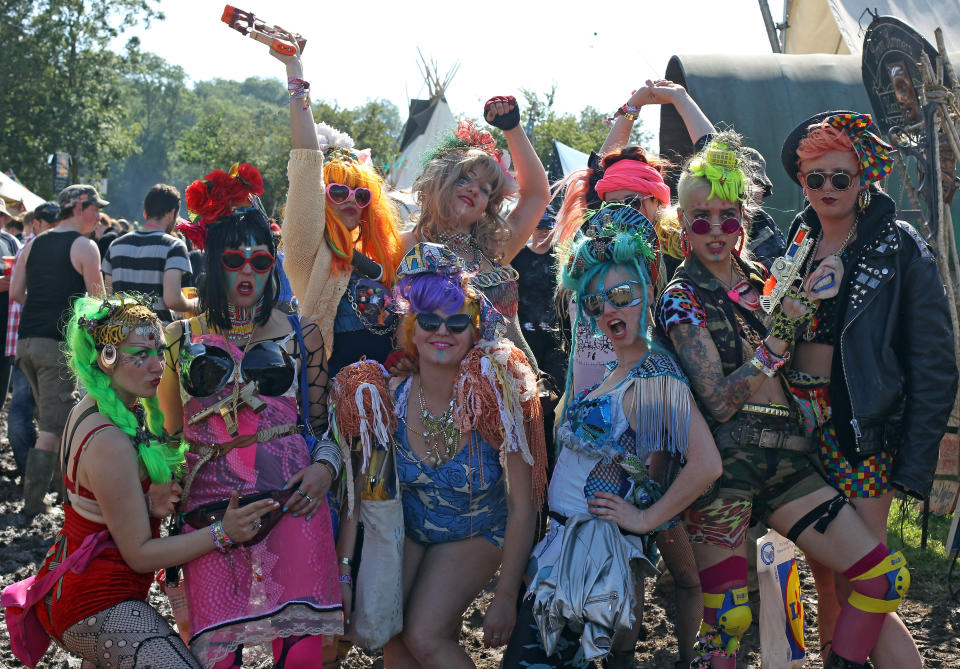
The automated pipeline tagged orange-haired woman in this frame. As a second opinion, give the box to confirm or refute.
[270,39,403,378]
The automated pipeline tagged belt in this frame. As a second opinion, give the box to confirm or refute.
[549,510,641,537]
[729,424,811,452]
[740,403,791,418]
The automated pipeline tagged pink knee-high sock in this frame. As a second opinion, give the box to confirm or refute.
[699,556,748,669]
[832,543,892,663]
[272,635,325,669]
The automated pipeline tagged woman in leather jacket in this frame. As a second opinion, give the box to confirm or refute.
[658,132,917,669]
[781,111,957,668]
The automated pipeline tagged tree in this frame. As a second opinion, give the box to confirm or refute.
[0,1,162,198]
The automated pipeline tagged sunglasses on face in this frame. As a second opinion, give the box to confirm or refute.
[326,183,371,208]
[605,194,650,213]
[683,213,742,235]
[803,170,856,191]
[221,249,276,273]
[581,280,645,317]
[415,312,473,334]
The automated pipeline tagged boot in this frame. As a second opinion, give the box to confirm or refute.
[824,651,869,669]
[22,448,56,518]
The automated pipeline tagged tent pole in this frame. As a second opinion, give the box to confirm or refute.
[757,0,783,53]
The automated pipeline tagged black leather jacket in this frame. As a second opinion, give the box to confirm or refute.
[786,190,958,499]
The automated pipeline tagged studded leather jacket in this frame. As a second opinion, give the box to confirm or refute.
[786,190,957,499]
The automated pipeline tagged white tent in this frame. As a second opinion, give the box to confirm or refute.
[388,97,456,192]
[552,141,589,178]
[781,0,960,55]
[0,172,45,214]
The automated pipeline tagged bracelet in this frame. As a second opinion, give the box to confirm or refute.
[339,556,353,567]
[211,521,233,552]
[287,77,310,111]
[338,573,352,585]
[605,103,641,126]
[311,438,342,479]
[751,343,788,377]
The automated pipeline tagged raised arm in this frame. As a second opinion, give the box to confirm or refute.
[488,97,550,264]
[600,79,715,156]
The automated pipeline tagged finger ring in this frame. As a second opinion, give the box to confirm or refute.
[252,519,261,531]
[296,488,306,497]
[302,492,314,503]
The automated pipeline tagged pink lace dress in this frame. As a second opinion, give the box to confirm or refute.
[179,331,342,667]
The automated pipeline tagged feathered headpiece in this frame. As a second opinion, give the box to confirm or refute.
[396,242,506,341]
[178,162,266,250]
[563,203,660,285]
[316,122,373,167]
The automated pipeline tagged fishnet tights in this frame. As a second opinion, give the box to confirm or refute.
[61,599,200,668]
[298,319,330,437]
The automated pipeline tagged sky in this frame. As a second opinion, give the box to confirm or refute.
[117,0,786,150]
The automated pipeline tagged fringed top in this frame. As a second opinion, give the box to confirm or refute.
[558,351,692,463]
[328,341,547,510]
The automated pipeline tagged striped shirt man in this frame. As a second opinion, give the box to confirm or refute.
[102,228,191,321]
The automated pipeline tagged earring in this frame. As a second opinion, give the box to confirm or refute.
[734,227,745,257]
[857,188,871,214]
[99,343,118,370]
[680,231,690,259]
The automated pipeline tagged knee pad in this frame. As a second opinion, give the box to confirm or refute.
[848,550,910,614]
[703,586,752,653]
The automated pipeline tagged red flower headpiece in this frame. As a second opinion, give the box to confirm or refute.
[422,120,503,164]
[178,163,265,250]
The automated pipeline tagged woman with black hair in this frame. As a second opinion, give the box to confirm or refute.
[158,164,343,668]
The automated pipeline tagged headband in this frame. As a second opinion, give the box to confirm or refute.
[823,113,893,186]
[396,242,505,341]
[595,160,670,206]
[179,162,266,250]
[686,140,748,204]
[422,120,515,190]
[76,295,163,349]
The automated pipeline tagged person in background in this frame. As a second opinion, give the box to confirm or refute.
[115,218,132,234]
[4,216,24,241]
[0,214,22,411]
[0,200,12,232]
[742,147,786,269]
[12,185,106,518]
[95,212,120,258]
[102,184,198,323]
[3,202,56,476]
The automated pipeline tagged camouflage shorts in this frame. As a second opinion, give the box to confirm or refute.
[686,413,827,549]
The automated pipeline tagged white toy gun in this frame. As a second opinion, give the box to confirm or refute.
[759,223,814,314]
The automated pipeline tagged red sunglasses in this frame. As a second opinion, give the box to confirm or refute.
[221,249,276,273]
[326,183,371,208]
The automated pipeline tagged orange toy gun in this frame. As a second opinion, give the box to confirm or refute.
[760,222,814,314]
[221,5,307,55]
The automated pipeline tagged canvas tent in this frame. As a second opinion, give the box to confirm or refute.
[547,141,589,182]
[779,0,960,55]
[0,172,44,214]
[388,96,456,192]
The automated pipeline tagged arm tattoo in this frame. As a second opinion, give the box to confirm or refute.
[669,324,765,422]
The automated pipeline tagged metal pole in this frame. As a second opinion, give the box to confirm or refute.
[758,0,783,53]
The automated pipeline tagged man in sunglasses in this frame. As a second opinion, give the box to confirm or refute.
[101,184,197,322]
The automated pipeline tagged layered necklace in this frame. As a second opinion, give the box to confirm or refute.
[224,300,263,344]
[438,231,519,289]
[413,378,461,467]
[812,218,857,262]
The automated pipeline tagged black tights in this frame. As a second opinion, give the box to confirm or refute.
[61,599,199,669]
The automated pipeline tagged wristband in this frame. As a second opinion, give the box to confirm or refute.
[340,556,353,567]
[287,77,311,111]
[211,521,233,552]
[338,573,353,585]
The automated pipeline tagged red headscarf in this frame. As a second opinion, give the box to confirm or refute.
[595,159,670,206]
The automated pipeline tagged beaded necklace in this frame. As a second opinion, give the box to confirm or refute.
[224,300,263,344]
[438,232,519,289]
[410,376,461,467]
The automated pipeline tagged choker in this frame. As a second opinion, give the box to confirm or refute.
[438,231,475,247]
[225,300,263,343]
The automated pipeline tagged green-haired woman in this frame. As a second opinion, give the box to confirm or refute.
[12,295,276,669]
[657,133,916,668]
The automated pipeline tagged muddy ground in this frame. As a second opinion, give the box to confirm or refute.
[0,411,956,667]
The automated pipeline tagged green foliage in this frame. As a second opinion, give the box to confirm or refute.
[887,495,953,587]
[0,0,161,197]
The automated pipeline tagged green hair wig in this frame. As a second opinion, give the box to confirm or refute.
[686,139,748,204]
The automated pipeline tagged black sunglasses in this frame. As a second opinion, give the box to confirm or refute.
[803,170,857,191]
[415,312,473,334]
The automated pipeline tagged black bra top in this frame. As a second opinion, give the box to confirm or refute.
[179,323,295,398]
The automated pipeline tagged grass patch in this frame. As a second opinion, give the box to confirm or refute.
[886,494,955,585]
